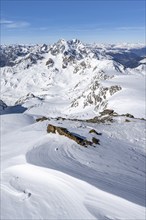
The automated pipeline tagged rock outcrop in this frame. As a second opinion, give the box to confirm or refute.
[0,100,7,111]
[47,124,92,147]
[89,129,102,135]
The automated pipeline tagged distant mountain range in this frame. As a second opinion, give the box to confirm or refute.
[0,39,145,118]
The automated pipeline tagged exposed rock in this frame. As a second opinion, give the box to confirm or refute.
[122,113,134,118]
[46,58,54,67]
[52,68,59,73]
[47,124,56,133]
[80,61,86,68]
[92,137,100,145]
[73,60,91,74]
[36,116,48,122]
[73,65,81,73]
[15,93,36,105]
[86,115,113,123]
[90,80,100,90]
[125,119,131,122]
[71,99,79,107]
[109,85,122,96]
[140,118,146,121]
[0,100,7,111]
[71,82,121,114]
[62,64,67,69]
[47,124,92,147]
[56,117,65,121]
[100,109,114,116]
[0,44,46,67]
[89,129,102,135]
[24,53,43,64]
[63,55,75,65]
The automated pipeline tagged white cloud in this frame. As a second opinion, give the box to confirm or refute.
[0,19,13,24]
[0,19,30,29]
[6,21,30,28]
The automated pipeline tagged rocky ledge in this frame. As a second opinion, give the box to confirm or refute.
[47,124,99,147]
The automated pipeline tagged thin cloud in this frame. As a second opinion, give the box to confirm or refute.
[31,27,49,31]
[0,19,30,29]
[116,26,145,31]
[31,24,103,33]
[39,27,49,31]
[6,21,30,29]
[0,19,13,24]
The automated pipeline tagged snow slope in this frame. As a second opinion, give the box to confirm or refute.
[1,112,145,219]
[101,74,145,118]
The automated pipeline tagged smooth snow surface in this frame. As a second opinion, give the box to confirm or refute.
[102,74,145,118]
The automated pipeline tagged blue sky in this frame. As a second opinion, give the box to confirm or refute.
[0,0,145,44]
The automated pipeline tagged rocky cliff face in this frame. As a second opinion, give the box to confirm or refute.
[0,100,7,111]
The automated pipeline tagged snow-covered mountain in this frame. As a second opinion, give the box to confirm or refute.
[0,39,146,219]
[0,39,146,119]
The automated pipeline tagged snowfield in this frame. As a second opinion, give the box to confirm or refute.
[1,113,145,219]
[0,40,146,219]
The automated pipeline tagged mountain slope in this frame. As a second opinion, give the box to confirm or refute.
[1,113,145,219]
[1,40,145,119]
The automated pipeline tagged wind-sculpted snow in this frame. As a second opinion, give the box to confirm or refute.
[26,133,145,206]
[26,140,145,218]
[1,113,145,219]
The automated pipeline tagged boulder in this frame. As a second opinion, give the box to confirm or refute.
[47,124,56,133]
[92,137,100,145]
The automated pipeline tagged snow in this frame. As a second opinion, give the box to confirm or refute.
[1,61,145,119]
[1,41,145,119]
[140,58,146,64]
[1,112,145,219]
[102,74,145,118]
[1,41,146,219]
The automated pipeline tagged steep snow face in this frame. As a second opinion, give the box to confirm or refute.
[0,40,145,118]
